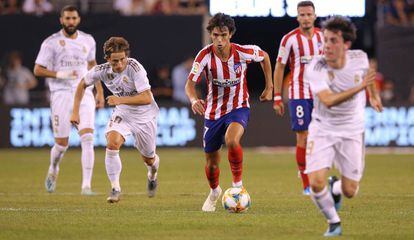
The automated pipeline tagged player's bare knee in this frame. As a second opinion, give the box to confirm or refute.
[225,138,240,149]
[55,138,69,147]
[106,141,121,150]
[342,185,358,198]
[309,177,326,193]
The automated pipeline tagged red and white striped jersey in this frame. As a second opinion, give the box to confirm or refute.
[188,43,265,120]
[277,28,324,99]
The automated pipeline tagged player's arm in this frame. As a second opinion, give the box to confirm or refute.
[259,51,273,102]
[365,68,383,112]
[273,61,286,116]
[87,60,104,108]
[185,79,205,115]
[70,79,89,125]
[33,64,77,80]
[106,89,152,106]
[317,69,376,108]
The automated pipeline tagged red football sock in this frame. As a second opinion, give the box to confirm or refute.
[296,146,309,189]
[205,165,220,189]
[228,144,243,184]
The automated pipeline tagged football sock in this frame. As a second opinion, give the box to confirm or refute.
[310,186,341,224]
[80,133,94,189]
[332,180,343,196]
[105,148,122,191]
[296,146,309,189]
[145,154,159,181]
[228,144,243,185]
[205,165,220,189]
[48,143,68,175]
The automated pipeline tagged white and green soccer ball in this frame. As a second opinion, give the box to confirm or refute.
[221,187,251,213]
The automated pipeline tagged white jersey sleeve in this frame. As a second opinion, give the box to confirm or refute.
[87,37,96,62]
[84,64,106,86]
[237,44,265,63]
[35,39,54,67]
[306,57,329,95]
[128,59,151,93]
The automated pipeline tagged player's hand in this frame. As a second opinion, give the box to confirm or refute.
[106,95,121,106]
[95,93,105,108]
[70,112,80,125]
[56,70,78,80]
[273,101,285,116]
[191,99,205,115]
[369,94,383,113]
[362,68,376,87]
[259,87,273,102]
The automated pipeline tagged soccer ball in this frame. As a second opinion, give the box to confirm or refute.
[221,187,251,213]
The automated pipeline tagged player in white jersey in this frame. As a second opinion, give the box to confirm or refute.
[33,5,104,195]
[70,37,160,203]
[273,1,323,195]
[304,16,383,236]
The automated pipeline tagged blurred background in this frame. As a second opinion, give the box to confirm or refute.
[0,0,413,148]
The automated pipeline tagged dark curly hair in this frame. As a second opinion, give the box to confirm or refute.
[322,16,357,43]
[206,13,236,34]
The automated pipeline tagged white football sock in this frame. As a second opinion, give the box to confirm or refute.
[310,187,341,224]
[80,133,94,189]
[105,148,122,191]
[48,143,68,175]
[332,180,342,196]
[145,154,159,181]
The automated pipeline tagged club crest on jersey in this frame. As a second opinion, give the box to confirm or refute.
[83,46,87,53]
[59,40,65,47]
[354,74,361,84]
[328,71,335,81]
[122,76,128,83]
[234,62,242,74]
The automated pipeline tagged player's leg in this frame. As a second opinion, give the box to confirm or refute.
[306,131,341,236]
[202,118,225,212]
[296,130,310,194]
[224,107,249,188]
[46,91,71,193]
[133,117,160,198]
[288,99,313,194]
[105,130,125,203]
[225,122,244,188]
[78,90,96,195]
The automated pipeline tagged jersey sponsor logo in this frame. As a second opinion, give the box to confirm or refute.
[191,62,200,74]
[59,40,65,47]
[300,56,313,64]
[212,78,241,87]
[115,90,138,97]
[82,46,87,53]
[233,62,242,74]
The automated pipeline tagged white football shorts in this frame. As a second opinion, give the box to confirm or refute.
[105,109,157,158]
[50,88,95,138]
[305,128,365,182]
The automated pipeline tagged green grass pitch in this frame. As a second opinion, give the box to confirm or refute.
[0,148,413,239]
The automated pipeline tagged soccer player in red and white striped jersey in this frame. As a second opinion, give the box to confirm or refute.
[185,13,273,212]
[273,1,323,195]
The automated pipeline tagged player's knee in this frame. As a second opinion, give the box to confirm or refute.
[106,141,122,150]
[55,139,69,147]
[309,178,325,193]
[225,138,240,149]
[342,185,358,198]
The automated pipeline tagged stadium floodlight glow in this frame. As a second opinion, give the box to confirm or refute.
[210,0,285,17]
[286,0,366,17]
[209,0,366,17]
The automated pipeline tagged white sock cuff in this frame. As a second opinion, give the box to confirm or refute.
[54,143,68,152]
[106,148,120,156]
[80,133,94,142]
[310,186,328,198]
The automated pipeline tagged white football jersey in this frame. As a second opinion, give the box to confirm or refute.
[306,50,369,135]
[85,58,159,123]
[35,30,96,92]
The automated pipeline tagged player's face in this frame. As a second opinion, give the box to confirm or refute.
[60,11,80,36]
[323,29,350,63]
[108,52,128,73]
[210,27,232,51]
[297,6,316,30]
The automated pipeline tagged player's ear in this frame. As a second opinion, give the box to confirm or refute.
[344,41,352,50]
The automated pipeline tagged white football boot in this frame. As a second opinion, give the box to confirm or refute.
[202,186,222,212]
